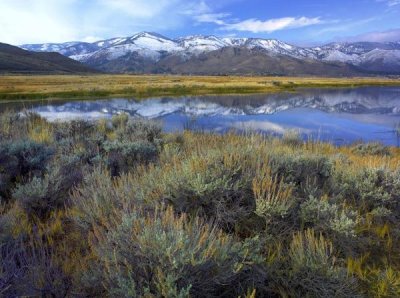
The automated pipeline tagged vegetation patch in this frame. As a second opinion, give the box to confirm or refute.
[0,75,399,101]
[1,110,400,296]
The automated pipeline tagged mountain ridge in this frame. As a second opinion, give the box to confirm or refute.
[20,32,400,75]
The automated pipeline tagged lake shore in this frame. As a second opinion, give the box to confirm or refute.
[1,74,400,101]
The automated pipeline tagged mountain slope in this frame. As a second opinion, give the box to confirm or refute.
[155,47,360,76]
[20,33,400,75]
[0,43,97,74]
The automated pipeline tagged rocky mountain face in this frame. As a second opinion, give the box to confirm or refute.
[0,42,97,74]
[21,32,400,75]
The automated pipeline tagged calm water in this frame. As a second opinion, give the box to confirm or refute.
[3,86,400,146]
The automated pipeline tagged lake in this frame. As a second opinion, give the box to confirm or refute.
[3,86,400,146]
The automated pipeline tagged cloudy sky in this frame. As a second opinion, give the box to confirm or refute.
[1,0,400,45]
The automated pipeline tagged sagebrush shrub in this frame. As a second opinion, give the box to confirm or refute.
[2,140,54,177]
[115,118,162,143]
[13,155,84,218]
[0,140,54,200]
[103,140,158,175]
[333,167,400,213]
[161,149,255,230]
[351,142,391,156]
[268,153,333,196]
[300,196,358,241]
[284,229,359,297]
[53,120,95,142]
[70,168,125,232]
[111,113,129,129]
[253,165,295,234]
[281,130,303,147]
[0,110,26,140]
[300,196,337,228]
[13,176,50,218]
[92,207,263,297]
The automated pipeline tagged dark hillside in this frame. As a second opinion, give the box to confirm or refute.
[0,43,97,74]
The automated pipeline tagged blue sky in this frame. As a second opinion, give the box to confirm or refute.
[1,0,400,45]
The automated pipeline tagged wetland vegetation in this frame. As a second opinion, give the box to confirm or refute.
[1,75,400,101]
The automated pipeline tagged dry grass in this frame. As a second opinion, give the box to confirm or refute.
[0,74,399,101]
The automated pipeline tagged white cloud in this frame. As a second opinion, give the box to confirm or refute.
[97,0,181,18]
[221,16,322,33]
[194,13,230,25]
[0,0,205,44]
[340,28,400,42]
[181,1,211,15]
[0,0,80,44]
[377,0,400,6]
[312,18,377,36]
[193,11,322,34]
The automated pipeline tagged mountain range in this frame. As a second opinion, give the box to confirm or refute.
[18,32,400,75]
[0,43,96,74]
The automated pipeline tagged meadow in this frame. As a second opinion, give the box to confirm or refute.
[1,110,400,297]
[0,74,400,101]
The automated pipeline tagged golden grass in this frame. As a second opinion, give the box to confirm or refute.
[0,74,399,101]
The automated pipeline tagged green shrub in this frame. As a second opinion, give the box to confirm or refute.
[13,176,50,218]
[300,196,337,228]
[162,149,255,230]
[351,142,391,156]
[53,120,94,142]
[253,166,296,235]
[268,153,333,197]
[283,229,359,297]
[111,113,129,129]
[0,110,26,140]
[0,140,54,200]
[281,130,303,147]
[70,168,125,232]
[92,207,263,297]
[116,118,162,143]
[300,196,358,240]
[329,209,358,238]
[370,206,392,221]
[13,155,84,218]
[2,140,54,177]
[103,140,158,176]
[333,168,400,213]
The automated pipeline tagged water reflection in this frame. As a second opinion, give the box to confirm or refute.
[2,86,400,146]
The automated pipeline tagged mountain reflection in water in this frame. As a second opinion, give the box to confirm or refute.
[4,86,400,146]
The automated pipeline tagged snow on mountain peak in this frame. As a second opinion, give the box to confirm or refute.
[20,33,400,72]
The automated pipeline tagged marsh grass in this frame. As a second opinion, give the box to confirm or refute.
[1,111,400,296]
[0,75,399,100]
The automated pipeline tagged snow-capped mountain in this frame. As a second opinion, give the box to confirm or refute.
[21,32,400,75]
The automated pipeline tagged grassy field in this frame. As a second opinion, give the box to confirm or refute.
[1,110,400,296]
[0,74,400,101]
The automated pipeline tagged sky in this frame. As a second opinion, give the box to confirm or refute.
[0,0,400,45]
